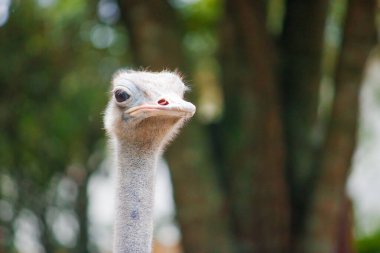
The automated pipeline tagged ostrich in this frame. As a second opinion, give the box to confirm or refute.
[104,69,196,253]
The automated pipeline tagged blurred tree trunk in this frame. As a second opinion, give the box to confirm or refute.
[280,0,330,240]
[299,0,377,252]
[336,197,354,253]
[117,1,233,252]
[218,0,290,252]
[74,172,90,253]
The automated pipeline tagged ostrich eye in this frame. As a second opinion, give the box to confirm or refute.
[114,89,130,103]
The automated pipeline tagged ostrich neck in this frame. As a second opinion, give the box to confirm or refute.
[114,142,159,253]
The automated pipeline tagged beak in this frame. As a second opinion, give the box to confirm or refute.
[125,98,196,119]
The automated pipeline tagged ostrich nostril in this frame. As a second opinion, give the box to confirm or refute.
[158,98,169,106]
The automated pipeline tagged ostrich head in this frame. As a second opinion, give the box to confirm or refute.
[104,70,196,150]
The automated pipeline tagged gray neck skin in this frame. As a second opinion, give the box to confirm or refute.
[113,142,159,253]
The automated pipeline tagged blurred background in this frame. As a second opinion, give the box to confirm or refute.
[0,0,379,253]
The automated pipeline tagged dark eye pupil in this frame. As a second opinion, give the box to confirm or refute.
[115,90,130,102]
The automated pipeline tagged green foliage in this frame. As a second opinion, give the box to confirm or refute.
[0,0,129,251]
[171,0,222,31]
[357,230,380,253]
